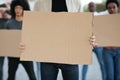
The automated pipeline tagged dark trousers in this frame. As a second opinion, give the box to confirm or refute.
[7,57,36,80]
[103,48,120,80]
[0,57,4,80]
[41,62,79,80]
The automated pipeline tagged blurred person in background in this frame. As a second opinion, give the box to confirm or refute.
[103,0,120,80]
[90,0,120,80]
[0,1,11,80]
[4,0,36,80]
[82,2,106,80]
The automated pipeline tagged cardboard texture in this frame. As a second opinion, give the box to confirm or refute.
[21,11,93,64]
[0,30,21,57]
[94,14,120,46]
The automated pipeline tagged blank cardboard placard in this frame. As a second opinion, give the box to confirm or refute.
[21,11,93,64]
[94,14,120,46]
[0,30,21,57]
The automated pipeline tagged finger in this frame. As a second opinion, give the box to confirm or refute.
[89,38,96,42]
[19,42,25,53]
[20,42,25,47]
[90,36,96,40]
[19,46,25,53]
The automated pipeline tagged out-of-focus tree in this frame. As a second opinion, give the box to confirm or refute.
[118,0,120,12]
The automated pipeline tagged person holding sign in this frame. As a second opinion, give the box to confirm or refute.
[90,0,120,80]
[5,0,36,80]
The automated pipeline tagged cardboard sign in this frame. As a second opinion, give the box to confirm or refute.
[94,14,120,46]
[21,11,93,64]
[0,30,21,57]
